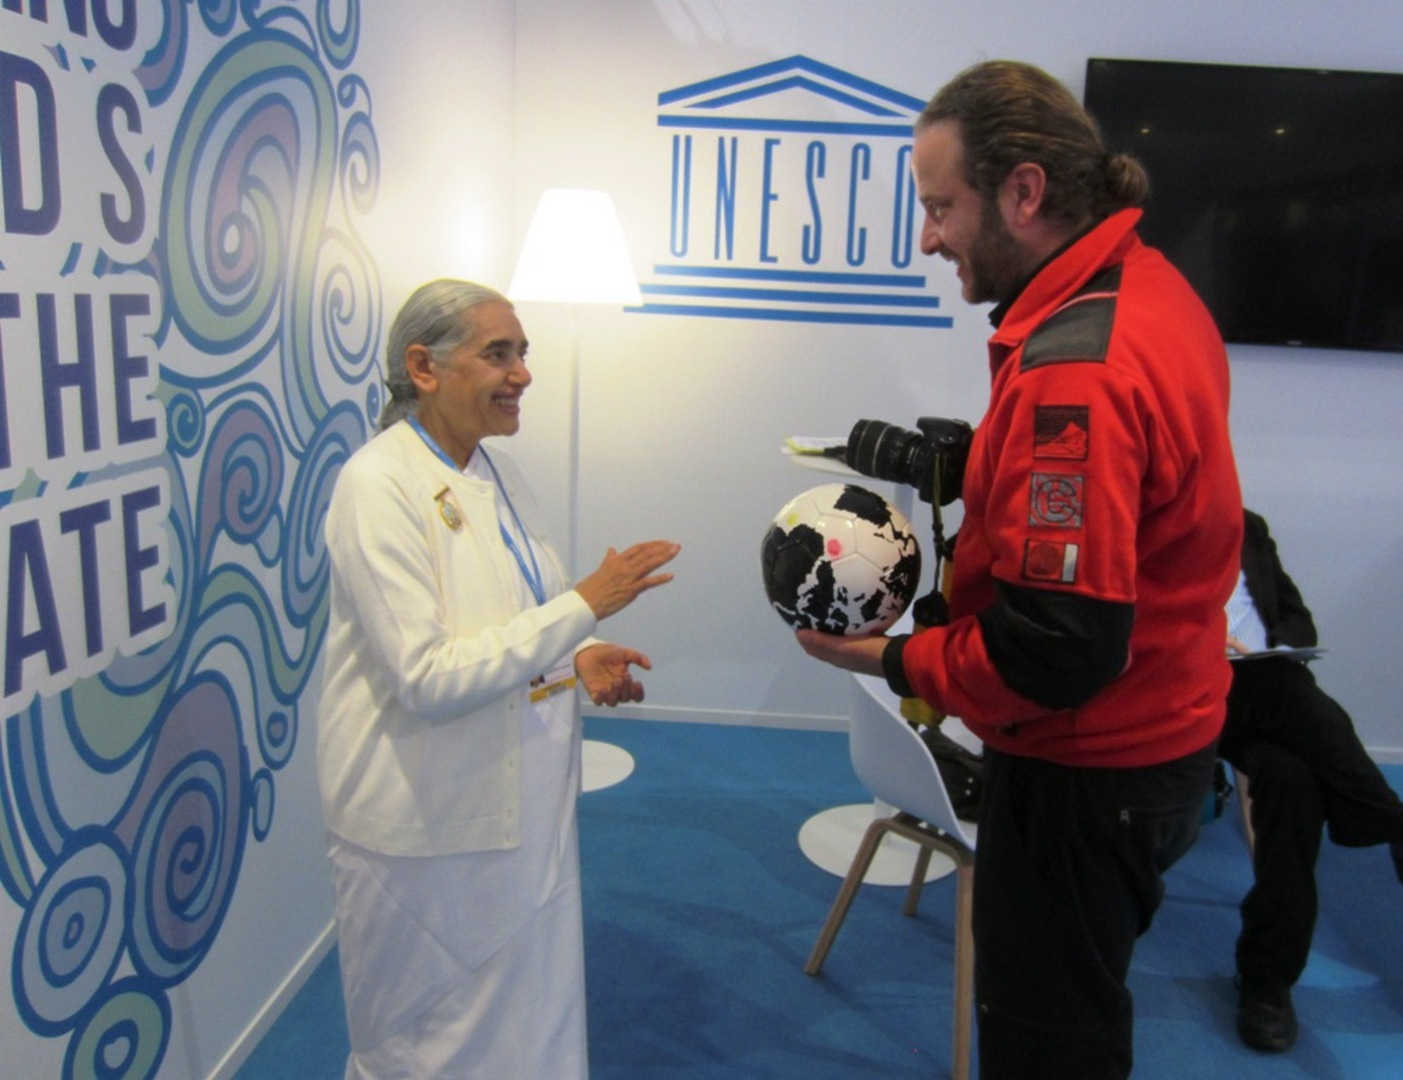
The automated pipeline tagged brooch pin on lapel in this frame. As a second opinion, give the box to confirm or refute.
[434,487,463,531]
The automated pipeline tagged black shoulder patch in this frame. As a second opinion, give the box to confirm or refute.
[1021,266,1122,371]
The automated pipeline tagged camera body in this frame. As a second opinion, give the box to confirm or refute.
[845,416,973,506]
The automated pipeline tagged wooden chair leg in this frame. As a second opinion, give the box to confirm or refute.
[804,818,891,975]
[805,813,976,1080]
[951,859,975,1080]
[904,846,933,916]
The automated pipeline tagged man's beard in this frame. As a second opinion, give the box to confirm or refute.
[964,197,1029,305]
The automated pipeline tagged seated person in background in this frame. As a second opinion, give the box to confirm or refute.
[1221,508,1403,1053]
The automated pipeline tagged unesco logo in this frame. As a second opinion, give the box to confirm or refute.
[634,55,950,329]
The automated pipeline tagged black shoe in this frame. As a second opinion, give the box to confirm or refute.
[1236,976,1298,1052]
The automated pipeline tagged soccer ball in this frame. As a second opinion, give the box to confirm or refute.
[760,483,921,635]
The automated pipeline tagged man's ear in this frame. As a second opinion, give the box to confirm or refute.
[1000,162,1048,228]
[405,344,439,396]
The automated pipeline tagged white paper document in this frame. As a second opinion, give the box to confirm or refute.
[1229,646,1327,663]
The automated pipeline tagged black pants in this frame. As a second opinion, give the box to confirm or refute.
[1218,657,1403,988]
[973,741,1216,1080]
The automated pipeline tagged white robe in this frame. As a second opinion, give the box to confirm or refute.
[325,443,589,1078]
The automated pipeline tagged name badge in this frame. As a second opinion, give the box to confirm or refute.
[530,659,577,704]
[529,675,578,704]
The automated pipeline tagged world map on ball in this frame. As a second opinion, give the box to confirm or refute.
[760,483,921,635]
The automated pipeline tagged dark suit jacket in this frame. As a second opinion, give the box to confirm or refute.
[1240,509,1317,649]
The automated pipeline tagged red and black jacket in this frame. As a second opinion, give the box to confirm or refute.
[886,209,1242,767]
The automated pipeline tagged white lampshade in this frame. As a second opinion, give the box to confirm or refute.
[508,188,642,305]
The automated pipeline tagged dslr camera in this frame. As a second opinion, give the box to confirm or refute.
[844,417,973,506]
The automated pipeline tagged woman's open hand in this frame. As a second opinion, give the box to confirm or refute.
[575,644,651,706]
[575,541,680,620]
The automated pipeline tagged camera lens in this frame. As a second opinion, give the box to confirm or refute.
[846,419,937,502]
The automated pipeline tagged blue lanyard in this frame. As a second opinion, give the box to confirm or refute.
[480,448,547,607]
[405,415,460,470]
[404,417,547,606]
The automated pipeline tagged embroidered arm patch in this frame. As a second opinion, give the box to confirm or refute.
[1033,405,1089,461]
[1029,472,1084,528]
[1022,539,1080,583]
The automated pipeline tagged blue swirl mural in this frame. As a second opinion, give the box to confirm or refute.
[2,2,379,1074]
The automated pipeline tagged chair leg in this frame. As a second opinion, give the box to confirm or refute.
[804,818,892,975]
[951,859,975,1080]
[806,815,976,1080]
[903,846,933,916]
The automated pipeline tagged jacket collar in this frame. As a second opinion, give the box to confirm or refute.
[390,419,493,489]
[986,208,1143,375]
[986,219,1097,329]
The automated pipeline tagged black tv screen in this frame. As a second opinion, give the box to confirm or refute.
[1083,58,1403,353]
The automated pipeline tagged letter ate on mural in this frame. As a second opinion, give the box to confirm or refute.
[1,469,174,713]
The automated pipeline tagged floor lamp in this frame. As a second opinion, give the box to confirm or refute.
[507,188,642,578]
[509,189,643,792]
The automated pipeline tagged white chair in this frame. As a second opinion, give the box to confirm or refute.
[803,637,979,1080]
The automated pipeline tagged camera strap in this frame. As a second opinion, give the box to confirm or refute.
[913,453,953,629]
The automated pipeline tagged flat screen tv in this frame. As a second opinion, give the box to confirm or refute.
[1083,57,1403,353]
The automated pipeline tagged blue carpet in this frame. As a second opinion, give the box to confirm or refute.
[238,718,1403,1078]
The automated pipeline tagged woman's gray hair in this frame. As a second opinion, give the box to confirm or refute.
[378,279,508,431]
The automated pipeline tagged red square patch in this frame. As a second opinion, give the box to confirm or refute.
[1023,539,1079,583]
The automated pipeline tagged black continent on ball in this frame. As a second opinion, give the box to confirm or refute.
[761,522,831,630]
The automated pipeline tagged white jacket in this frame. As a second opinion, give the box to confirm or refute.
[317,422,598,856]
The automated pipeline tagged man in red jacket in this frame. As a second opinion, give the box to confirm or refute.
[798,61,1242,1078]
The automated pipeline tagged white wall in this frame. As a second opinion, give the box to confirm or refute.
[359,1,519,324]
[506,0,1403,754]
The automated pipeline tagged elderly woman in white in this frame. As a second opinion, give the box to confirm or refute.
[318,279,679,1078]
